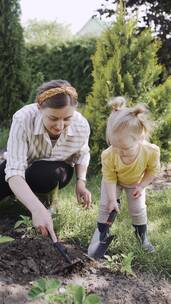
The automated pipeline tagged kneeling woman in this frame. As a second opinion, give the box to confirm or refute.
[0,80,91,241]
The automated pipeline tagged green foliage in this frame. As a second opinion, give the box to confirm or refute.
[85,3,171,169]
[26,38,96,104]
[0,127,9,149]
[104,252,134,275]
[0,235,14,244]
[0,0,31,125]
[14,215,35,237]
[28,278,102,303]
[121,252,134,275]
[27,278,61,300]
[97,0,171,74]
[27,71,44,105]
[143,77,171,163]
[24,19,73,48]
[104,254,121,272]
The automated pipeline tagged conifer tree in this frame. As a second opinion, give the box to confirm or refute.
[0,0,30,125]
[85,1,171,168]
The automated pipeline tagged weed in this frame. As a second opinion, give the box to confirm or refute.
[14,215,36,238]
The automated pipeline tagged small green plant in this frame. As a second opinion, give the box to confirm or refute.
[104,254,121,272]
[120,252,134,276]
[28,278,61,301]
[104,252,135,276]
[0,235,14,244]
[28,278,102,303]
[14,215,35,237]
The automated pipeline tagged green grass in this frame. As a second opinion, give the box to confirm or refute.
[53,175,171,277]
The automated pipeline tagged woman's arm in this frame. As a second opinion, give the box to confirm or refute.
[8,176,57,242]
[75,164,91,208]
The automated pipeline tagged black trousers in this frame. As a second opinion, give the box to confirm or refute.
[0,160,74,201]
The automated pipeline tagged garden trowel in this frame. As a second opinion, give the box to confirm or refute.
[88,209,118,259]
[52,240,84,271]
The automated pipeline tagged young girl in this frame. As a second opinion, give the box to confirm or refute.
[0,79,91,242]
[88,97,160,258]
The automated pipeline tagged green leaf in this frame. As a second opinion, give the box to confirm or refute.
[33,278,47,292]
[45,279,61,294]
[46,294,66,303]
[67,284,86,303]
[27,287,44,300]
[14,220,24,229]
[84,294,102,304]
[0,236,14,244]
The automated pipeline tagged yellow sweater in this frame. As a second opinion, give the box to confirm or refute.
[101,141,160,185]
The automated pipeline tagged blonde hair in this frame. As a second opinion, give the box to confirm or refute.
[106,96,153,144]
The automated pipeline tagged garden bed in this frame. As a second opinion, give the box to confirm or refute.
[0,217,170,304]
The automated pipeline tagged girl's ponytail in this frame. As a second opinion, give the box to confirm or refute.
[108,96,127,111]
[130,104,148,116]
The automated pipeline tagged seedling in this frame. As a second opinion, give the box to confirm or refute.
[14,215,36,237]
[104,254,121,272]
[121,252,135,276]
[104,252,135,276]
[28,278,102,303]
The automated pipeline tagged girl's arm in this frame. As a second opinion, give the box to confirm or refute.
[140,171,156,188]
[101,178,119,213]
[8,175,57,242]
[132,171,156,198]
[132,146,160,198]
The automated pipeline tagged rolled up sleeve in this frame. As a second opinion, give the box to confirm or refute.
[5,118,28,181]
[75,123,90,167]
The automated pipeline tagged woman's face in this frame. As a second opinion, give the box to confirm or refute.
[40,105,75,138]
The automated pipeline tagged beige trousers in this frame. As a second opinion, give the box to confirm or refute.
[98,183,147,225]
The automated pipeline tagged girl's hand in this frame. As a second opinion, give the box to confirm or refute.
[131,184,144,198]
[76,180,92,209]
[32,205,57,242]
[107,200,120,213]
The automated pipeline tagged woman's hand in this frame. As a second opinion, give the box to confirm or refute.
[32,205,57,242]
[131,184,144,198]
[76,180,92,209]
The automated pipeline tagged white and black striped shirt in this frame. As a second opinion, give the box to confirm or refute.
[5,104,90,181]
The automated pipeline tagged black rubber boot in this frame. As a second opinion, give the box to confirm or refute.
[133,224,155,253]
[97,199,121,242]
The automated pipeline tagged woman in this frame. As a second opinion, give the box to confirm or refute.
[0,80,91,242]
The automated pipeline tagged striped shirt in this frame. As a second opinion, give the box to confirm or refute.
[5,103,90,181]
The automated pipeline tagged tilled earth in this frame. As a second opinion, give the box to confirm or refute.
[0,217,170,304]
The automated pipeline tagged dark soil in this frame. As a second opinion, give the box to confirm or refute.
[0,154,170,303]
[0,217,170,304]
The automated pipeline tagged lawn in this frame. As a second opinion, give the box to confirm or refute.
[55,175,171,277]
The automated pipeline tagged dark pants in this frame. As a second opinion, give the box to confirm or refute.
[0,160,74,201]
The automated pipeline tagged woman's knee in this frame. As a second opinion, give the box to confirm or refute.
[25,161,73,192]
